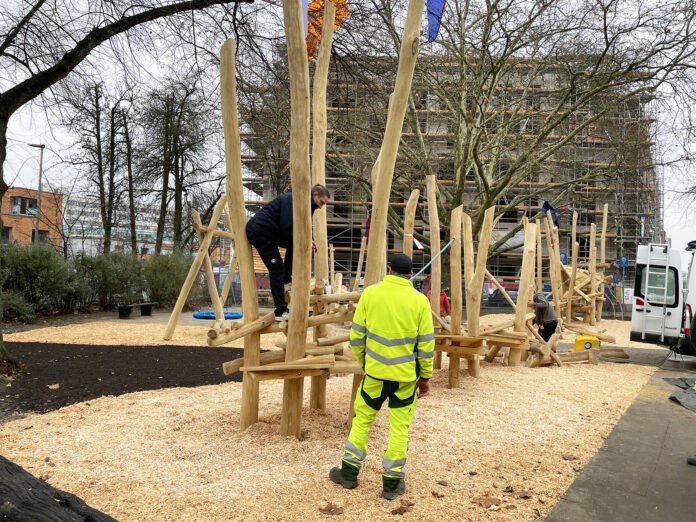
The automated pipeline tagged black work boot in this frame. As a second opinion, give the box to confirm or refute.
[687,455,696,466]
[381,479,406,500]
[329,467,358,489]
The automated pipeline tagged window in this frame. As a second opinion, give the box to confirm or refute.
[141,247,149,256]
[11,196,38,216]
[1,227,11,242]
[31,229,49,243]
[634,264,678,308]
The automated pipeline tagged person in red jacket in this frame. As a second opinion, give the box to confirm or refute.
[426,287,451,317]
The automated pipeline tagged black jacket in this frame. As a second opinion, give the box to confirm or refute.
[248,192,319,247]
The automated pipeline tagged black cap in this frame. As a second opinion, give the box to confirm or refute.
[390,253,413,275]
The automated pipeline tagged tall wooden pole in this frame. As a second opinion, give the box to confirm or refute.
[363,0,426,287]
[567,241,579,322]
[597,203,608,322]
[220,39,261,431]
[448,206,463,388]
[280,0,312,438]
[352,235,367,292]
[426,175,442,369]
[403,189,420,257]
[536,219,542,293]
[467,207,495,338]
[309,0,336,411]
[588,223,597,326]
[510,222,537,366]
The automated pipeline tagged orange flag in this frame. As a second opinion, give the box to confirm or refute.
[306,0,350,61]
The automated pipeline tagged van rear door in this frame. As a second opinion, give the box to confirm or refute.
[630,262,680,344]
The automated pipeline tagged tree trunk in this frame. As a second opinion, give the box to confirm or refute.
[104,104,118,254]
[123,113,137,255]
[0,113,15,364]
[155,101,173,254]
[93,86,109,254]
[173,137,183,250]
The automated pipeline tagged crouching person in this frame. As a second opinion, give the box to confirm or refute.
[530,292,558,342]
[329,254,434,500]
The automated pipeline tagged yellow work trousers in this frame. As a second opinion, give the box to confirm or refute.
[341,375,417,490]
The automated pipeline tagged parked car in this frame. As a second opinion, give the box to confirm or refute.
[486,289,518,308]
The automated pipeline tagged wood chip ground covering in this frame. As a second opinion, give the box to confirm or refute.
[1,359,654,521]
[5,316,663,351]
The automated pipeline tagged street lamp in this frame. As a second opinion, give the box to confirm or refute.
[28,143,45,243]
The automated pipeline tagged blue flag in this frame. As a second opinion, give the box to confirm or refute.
[542,201,559,228]
[427,0,447,42]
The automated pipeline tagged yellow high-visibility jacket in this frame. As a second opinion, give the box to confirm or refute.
[350,275,435,382]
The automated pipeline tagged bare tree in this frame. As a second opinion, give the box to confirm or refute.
[0,0,253,364]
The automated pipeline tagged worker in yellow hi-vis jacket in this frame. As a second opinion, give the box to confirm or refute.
[329,253,434,500]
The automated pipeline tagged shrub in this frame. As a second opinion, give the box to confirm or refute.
[92,253,144,307]
[0,291,35,322]
[143,251,200,308]
[0,243,71,313]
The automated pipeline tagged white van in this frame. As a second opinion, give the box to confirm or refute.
[630,243,696,355]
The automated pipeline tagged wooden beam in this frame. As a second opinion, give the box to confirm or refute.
[310,291,362,303]
[467,207,495,337]
[447,206,463,387]
[484,269,517,310]
[222,350,286,375]
[164,193,228,340]
[510,222,537,366]
[309,0,335,411]
[536,219,543,293]
[352,236,367,292]
[280,0,313,439]
[249,368,327,382]
[220,40,262,431]
[567,241,579,323]
[588,223,597,326]
[403,189,420,257]
[363,0,426,287]
[208,311,275,346]
[426,175,442,369]
[192,209,225,322]
[597,203,608,323]
[317,333,351,346]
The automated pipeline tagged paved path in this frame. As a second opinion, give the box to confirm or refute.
[547,352,696,522]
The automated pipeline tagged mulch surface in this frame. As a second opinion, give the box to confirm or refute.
[0,342,244,419]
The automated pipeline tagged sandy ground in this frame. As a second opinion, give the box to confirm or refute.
[6,314,665,351]
[0,358,654,521]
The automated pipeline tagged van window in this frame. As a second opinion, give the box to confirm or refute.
[634,264,678,307]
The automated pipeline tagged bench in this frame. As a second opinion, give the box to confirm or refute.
[118,302,158,319]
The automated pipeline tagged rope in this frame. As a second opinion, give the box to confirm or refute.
[410,238,456,281]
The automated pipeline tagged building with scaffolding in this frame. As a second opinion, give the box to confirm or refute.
[239,52,663,296]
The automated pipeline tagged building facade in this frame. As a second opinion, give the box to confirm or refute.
[1,187,63,248]
[241,53,662,294]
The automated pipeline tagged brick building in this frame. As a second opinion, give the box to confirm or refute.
[1,187,63,248]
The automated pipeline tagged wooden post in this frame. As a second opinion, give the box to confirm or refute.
[280,0,313,439]
[567,241,579,323]
[426,175,442,369]
[329,243,335,290]
[164,194,228,340]
[536,219,542,294]
[363,0,426,287]
[192,209,225,321]
[448,206,463,388]
[543,217,562,318]
[596,203,608,322]
[352,236,367,292]
[220,39,261,431]
[403,189,420,257]
[588,223,597,326]
[466,207,495,337]
[510,222,537,366]
[309,1,335,411]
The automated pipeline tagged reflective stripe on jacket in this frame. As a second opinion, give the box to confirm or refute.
[350,275,435,381]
